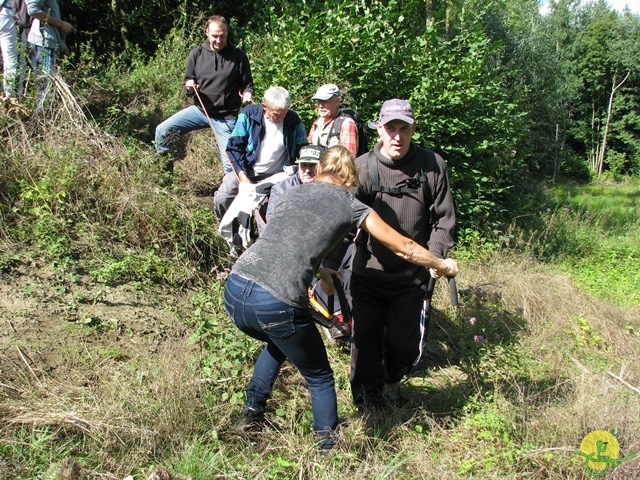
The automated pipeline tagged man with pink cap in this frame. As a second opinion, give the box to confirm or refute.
[349,98,457,409]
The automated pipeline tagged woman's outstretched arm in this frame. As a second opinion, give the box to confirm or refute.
[361,210,459,277]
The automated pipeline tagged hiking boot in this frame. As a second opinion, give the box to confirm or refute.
[316,429,339,457]
[232,405,265,433]
[382,381,401,404]
[354,392,386,414]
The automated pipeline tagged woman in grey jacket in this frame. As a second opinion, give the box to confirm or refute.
[224,146,459,455]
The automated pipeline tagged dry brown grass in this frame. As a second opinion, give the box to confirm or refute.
[1,332,205,477]
[437,253,640,478]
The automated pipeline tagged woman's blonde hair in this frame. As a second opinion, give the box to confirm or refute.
[317,145,358,188]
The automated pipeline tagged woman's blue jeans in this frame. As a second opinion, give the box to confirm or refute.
[224,273,338,433]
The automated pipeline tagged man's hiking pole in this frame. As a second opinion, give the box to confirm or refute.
[193,86,239,181]
[414,274,459,367]
[448,276,459,307]
[424,275,458,305]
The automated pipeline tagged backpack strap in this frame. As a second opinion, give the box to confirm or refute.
[367,151,379,198]
[326,113,346,144]
[368,148,437,225]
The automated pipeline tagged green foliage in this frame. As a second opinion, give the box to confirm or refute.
[565,5,640,176]
[89,251,187,286]
[456,394,524,475]
[165,436,225,479]
[604,150,628,180]
[20,0,640,258]
[241,0,421,123]
[409,25,526,236]
[526,206,599,261]
[186,281,260,404]
[452,284,527,367]
[558,151,593,181]
[568,316,605,349]
[514,181,640,306]
[549,181,640,230]
[240,0,526,242]
[1,114,226,287]
[562,245,640,307]
[0,426,79,479]
[89,24,200,141]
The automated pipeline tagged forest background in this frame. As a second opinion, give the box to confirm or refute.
[1,0,639,478]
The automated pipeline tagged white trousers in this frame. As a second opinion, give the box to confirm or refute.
[0,7,18,97]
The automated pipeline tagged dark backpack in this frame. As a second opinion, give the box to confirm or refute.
[14,0,32,30]
[327,108,369,156]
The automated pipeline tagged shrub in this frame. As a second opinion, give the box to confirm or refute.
[240,0,525,244]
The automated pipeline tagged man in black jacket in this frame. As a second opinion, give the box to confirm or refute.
[349,99,456,409]
[154,15,254,173]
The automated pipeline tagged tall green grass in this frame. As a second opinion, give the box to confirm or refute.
[520,180,640,306]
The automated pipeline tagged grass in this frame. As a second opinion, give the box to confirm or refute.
[1,254,639,479]
[506,180,640,308]
[1,72,639,479]
[549,181,640,307]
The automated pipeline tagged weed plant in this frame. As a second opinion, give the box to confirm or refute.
[0,74,228,288]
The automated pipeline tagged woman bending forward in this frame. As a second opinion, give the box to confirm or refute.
[223,145,458,455]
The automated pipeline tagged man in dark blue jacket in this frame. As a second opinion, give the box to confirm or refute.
[154,15,254,173]
[214,86,308,219]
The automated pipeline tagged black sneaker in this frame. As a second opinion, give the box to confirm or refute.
[354,392,386,413]
[233,406,265,433]
[382,381,401,405]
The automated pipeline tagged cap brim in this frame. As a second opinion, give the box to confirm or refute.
[312,94,335,101]
[296,159,320,164]
[380,115,415,125]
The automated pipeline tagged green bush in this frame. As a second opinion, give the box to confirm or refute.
[240,0,525,244]
[0,99,226,286]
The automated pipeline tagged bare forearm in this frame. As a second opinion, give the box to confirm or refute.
[399,239,447,270]
[362,210,458,276]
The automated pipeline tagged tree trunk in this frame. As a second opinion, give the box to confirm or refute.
[597,70,631,178]
[553,123,559,181]
[590,102,598,172]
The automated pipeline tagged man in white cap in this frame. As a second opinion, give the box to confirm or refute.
[308,84,359,155]
[349,98,456,410]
